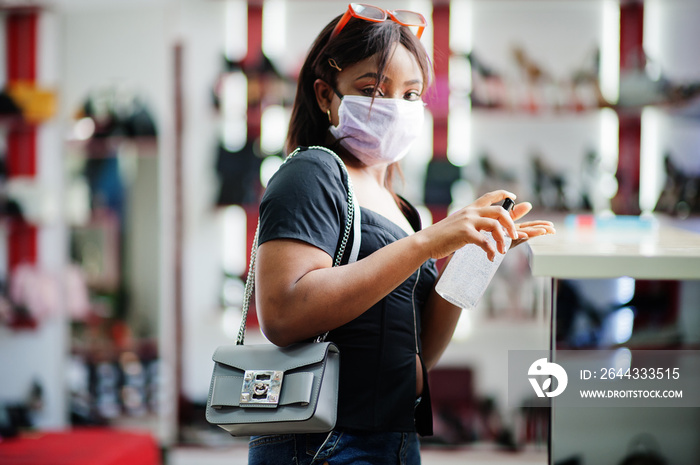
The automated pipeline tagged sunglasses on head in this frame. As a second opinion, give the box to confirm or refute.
[329,3,427,42]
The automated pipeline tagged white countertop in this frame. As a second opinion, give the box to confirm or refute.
[526,214,700,280]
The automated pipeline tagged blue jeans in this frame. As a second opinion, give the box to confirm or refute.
[248,430,421,465]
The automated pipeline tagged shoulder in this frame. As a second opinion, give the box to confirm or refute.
[258,146,349,254]
[267,146,347,192]
[262,146,349,204]
[283,146,345,177]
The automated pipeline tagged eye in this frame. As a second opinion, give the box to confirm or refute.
[404,90,421,101]
[361,86,384,97]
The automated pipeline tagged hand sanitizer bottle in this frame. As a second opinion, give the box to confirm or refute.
[435,198,515,309]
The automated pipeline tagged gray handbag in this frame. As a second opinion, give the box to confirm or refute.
[206,147,361,437]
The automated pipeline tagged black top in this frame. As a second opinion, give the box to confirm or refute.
[259,147,437,435]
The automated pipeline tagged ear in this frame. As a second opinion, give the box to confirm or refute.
[313,79,334,113]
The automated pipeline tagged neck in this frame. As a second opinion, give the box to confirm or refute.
[325,134,389,187]
[361,163,389,187]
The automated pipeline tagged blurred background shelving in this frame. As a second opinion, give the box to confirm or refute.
[0,1,699,464]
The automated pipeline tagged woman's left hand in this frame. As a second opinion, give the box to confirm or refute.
[510,201,556,248]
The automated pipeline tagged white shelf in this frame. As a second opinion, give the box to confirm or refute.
[527,215,700,280]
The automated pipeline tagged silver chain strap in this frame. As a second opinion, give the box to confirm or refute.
[236,146,356,345]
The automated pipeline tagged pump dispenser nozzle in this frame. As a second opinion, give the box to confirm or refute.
[502,197,515,212]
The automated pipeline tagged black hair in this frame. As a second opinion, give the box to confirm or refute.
[286,14,433,189]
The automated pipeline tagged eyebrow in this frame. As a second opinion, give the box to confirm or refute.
[354,72,422,87]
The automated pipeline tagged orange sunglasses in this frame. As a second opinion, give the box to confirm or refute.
[329,3,427,41]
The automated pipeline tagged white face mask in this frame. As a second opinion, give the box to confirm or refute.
[328,94,425,166]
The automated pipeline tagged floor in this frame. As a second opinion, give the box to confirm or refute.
[167,444,548,465]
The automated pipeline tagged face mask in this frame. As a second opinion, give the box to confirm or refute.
[328,93,425,166]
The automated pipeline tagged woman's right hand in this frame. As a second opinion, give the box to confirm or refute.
[417,190,521,261]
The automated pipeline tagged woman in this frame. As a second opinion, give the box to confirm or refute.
[252,4,555,464]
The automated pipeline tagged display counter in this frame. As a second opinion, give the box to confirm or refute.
[526,214,700,465]
[527,215,700,281]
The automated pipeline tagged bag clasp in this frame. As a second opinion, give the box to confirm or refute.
[240,370,284,406]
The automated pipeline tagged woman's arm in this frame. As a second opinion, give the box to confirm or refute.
[256,233,431,346]
[419,265,464,370]
[256,190,521,347]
